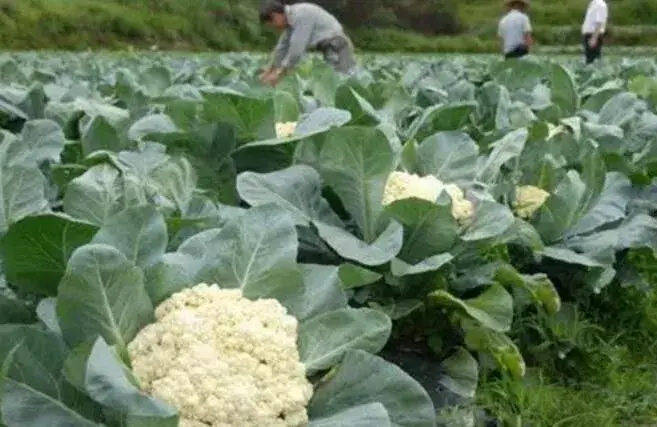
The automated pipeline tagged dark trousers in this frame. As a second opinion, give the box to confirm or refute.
[583,33,604,64]
[504,45,528,59]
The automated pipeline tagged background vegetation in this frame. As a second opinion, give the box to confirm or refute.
[0,0,656,52]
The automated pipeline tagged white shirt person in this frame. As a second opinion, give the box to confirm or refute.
[498,0,533,59]
[581,0,608,63]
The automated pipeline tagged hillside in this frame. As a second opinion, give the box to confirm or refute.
[0,0,655,52]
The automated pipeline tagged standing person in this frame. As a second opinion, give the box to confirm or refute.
[581,0,608,64]
[498,0,533,59]
[259,1,357,87]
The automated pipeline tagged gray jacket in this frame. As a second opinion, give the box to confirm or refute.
[270,3,347,69]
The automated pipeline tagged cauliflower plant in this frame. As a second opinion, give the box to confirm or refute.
[513,185,550,218]
[276,121,297,138]
[382,171,474,223]
[127,283,313,427]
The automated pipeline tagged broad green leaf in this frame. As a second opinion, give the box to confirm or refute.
[56,244,154,356]
[477,128,528,183]
[146,205,305,313]
[550,63,578,117]
[568,214,657,254]
[296,264,348,322]
[17,119,67,164]
[36,298,61,334]
[0,213,97,296]
[80,116,123,156]
[385,198,458,263]
[314,220,403,267]
[237,165,343,227]
[566,172,632,237]
[431,284,514,332]
[148,157,197,214]
[338,263,382,289]
[371,300,424,320]
[299,308,392,375]
[413,131,479,183]
[309,403,391,427]
[0,294,34,324]
[438,347,479,398]
[461,200,515,242]
[0,325,98,427]
[390,253,453,277]
[463,324,525,380]
[201,89,275,142]
[407,102,476,142]
[238,107,351,149]
[0,147,49,233]
[318,126,395,242]
[309,349,437,427]
[494,264,561,314]
[539,246,604,268]
[128,113,179,141]
[91,205,168,269]
[63,164,124,226]
[84,338,178,423]
[273,90,300,122]
[598,92,640,127]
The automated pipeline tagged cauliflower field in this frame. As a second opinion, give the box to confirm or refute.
[0,52,656,426]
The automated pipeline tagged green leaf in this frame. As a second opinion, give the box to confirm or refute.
[0,325,98,427]
[84,338,178,423]
[494,264,561,314]
[390,253,453,277]
[237,165,343,227]
[319,126,396,242]
[431,284,514,332]
[338,263,382,289]
[36,298,61,333]
[313,220,403,267]
[63,164,124,226]
[310,403,391,427]
[550,63,578,117]
[17,119,67,164]
[0,213,97,296]
[148,157,197,214]
[238,107,351,149]
[568,214,657,254]
[463,324,525,380]
[438,347,479,398]
[145,204,304,311]
[413,131,479,183]
[309,349,437,427]
[91,205,168,269]
[56,244,154,357]
[128,113,179,141]
[477,128,528,183]
[407,102,476,142]
[539,246,603,267]
[461,200,515,242]
[81,116,123,156]
[296,264,348,322]
[201,89,275,142]
[385,198,458,263]
[299,308,392,375]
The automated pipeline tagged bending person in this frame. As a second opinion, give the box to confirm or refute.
[259,1,357,86]
[498,0,533,59]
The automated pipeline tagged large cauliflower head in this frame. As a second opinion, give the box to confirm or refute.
[382,171,474,223]
[276,121,297,138]
[127,283,313,427]
[513,185,550,218]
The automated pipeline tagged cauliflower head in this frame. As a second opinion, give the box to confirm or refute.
[276,121,297,138]
[382,171,474,223]
[127,283,313,427]
[513,185,550,218]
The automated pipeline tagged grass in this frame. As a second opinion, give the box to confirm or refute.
[478,285,657,426]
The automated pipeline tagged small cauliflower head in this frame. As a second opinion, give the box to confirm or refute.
[276,121,297,138]
[127,283,313,427]
[382,171,474,223]
[513,185,550,218]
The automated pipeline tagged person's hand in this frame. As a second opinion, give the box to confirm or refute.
[588,36,598,48]
[259,69,272,83]
[262,68,283,87]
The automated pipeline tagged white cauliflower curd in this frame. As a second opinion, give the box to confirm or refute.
[276,121,297,138]
[382,171,474,223]
[127,283,313,427]
[513,185,550,218]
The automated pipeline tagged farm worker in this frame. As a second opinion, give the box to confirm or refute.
[258,1,357,87]
[581,0,608,64]
[498,0,533,59]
